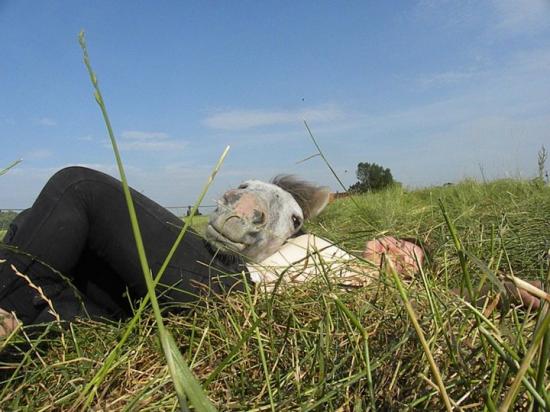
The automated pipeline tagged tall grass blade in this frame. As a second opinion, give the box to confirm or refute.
[81,146,229,406]
[478,327,546,408]
[0,159,21,177]
[534,307,550,412]
[385,256,454,412]
[499,308,550,411]
[439,200,474,301]
[303,120,376,230]
[242,277,276,411]
[303,121,347,193]
[330,293,376,411]
[205,317,262,386]
[78,31,216,412]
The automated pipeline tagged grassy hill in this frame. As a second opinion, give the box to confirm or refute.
[0,178,548,410]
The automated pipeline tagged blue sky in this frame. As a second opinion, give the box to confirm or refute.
[1,1,549,209]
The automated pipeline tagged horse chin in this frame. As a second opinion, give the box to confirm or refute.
[205,224,248,256]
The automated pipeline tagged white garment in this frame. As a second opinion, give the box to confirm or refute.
[246,234,369,291]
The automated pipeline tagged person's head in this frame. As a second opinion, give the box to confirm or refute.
[206,175,331,262]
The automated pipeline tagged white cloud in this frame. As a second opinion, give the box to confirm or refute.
[492,0,550,34]
[115,130,187,151]
[255,46,550,189]
[121,130,171,140]
[417,68,484,88]
[386,114,550,186]
[203,105,345,130]
[414,0,485,31]
[415,0,550,37]
[25,149,53,160]
[118,140,186,151]
[196,44,550,190]
[37,117,57,127]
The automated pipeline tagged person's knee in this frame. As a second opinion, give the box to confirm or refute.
[46,166,109,190]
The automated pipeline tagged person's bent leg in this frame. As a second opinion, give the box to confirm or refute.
[0,167,127,324]
[0,166,246,325]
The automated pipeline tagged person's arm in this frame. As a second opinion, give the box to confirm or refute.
[247,234,369,290]
[248,234,546,311]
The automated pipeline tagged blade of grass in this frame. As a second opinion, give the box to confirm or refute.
[478,327,546,408]
[534,307,550,412]
[78,31,216,412]
[498,308,550,411]
[330,293,376,411]
[439,200,474,301]
[242,275,276,412]
[0,159,22,177]
[439,200,492,363]
[204,316,262,386]
[81,145,228,406]
[303,120,376,231]
[385,256,453,412]
[303,121,346,194]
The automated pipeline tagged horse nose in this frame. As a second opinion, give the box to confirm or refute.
[224,191,267,226]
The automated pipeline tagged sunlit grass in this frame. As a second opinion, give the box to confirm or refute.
[1,177,548,410]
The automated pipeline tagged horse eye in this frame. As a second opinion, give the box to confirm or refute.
[291,215,302,230]
[238,183,248,189]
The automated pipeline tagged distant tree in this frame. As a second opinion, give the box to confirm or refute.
[349,162,394,193]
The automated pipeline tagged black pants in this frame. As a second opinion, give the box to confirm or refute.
[0,167,247,325]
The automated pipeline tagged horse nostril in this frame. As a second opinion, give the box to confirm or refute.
[252,210,266,225]
[223,190,240,204]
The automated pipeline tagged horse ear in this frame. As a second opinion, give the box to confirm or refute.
[271,175,331,220]
[307,186,331,219]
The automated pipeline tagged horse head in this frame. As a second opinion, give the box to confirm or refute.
[206,175,330,262]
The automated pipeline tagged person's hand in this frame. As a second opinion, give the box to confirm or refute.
[504,280,543,310]
[0,308,19,338]
[363,236,424,277]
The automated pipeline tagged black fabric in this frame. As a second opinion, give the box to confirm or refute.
[0,167,248,325]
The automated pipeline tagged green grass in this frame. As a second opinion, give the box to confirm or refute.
[1,178,548,410]
[184,215,210,236]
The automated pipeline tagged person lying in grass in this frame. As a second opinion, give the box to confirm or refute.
[0,167,545,337]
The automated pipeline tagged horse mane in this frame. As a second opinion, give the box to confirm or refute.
[271,175,330,221]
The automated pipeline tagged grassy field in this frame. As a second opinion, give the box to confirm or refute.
[0,178,549,410]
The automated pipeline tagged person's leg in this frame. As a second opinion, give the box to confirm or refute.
[27,167,246,305]
[0,166,246,327]
[0,168,132,324]
[2,208,30,244]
